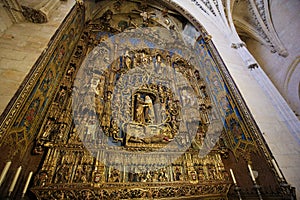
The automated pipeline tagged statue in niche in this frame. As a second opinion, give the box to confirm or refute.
[158,83,166,103]
[145,95,155,124]
[140,50,150,67]
[95,75,106,117]
[99,10,113,30]
[56,124,67,142]
[34,171,48,187]
[68,128,81,144]
[146,171,152,182]
[123,50,132,71]
[133,92,157,125]
[110,119,123,142]
[152,170,159,182]
[107,71,116,92]
[41,119,54,141]
[158,168,169,182]
[109,168,120,182]
[189,170,198,183]
[56,88,67,105]
[81,153,94,165]
[174,166,183,181]
[140,11,156,27]
[85,115,96,142]
[121,83,182,147]
[168,99,180,116]
[74,165,87,183]
[55,164,70,183]
[83,165,92,182]
[155,54,166,75]
[134,93,148,124]
[118,15,138,32]
[197,168,205,181]
[194,70,205,89]
[170,115,179,136]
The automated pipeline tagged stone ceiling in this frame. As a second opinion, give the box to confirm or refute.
[183,0,288,57]
[2,0,288,57]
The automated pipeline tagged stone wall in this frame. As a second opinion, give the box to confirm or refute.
[0,2,13,35]
[0,0,75,114]
[243,1,300,194]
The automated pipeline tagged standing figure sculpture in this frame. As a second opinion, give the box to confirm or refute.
[145,95,155,124]
[135,93,147,124]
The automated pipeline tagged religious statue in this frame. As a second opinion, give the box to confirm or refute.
[155,54,166,74]
[158,83,166,103]
[74,165,87,183]
[158,168,168,182]
[85,115,97,142]
[174,167,182,181]
[134,93,148,124]
[34,171,48,187]
[68,128,81,144]
[139,10,156,27]
[110,119,123,142]
[144,95,155,124]
[123,50,132,71]
[55,164,70,183]
[109,168,120,182]
[41,120,54,141]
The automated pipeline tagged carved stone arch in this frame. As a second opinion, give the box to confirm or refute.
[283,56,300,117]
[231,0,288,57]
[3,0,61,23]
[0,0,294,199]
[234,18,270,46]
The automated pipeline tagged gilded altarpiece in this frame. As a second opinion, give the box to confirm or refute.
[0,5,85,159]
[0,1,293,200]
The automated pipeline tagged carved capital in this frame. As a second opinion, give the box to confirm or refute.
[231,42,246,49]
[20,0,60,23]
[278,49,289,58]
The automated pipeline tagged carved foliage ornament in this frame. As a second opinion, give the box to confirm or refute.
[30,2,231,198]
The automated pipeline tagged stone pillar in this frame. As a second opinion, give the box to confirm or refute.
[231,44,258,69]
[233,44,300,142]
[249,66,300,143]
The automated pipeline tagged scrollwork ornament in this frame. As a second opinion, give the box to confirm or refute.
[72,27,223,174]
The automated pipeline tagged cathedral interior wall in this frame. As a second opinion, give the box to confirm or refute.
[0,2,13,35]
[0,0,75,114]
[173,0,300,196]
[244,0,300,118]
[0,0,299,199]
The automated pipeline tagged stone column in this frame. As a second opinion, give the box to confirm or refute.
[226,0,299,141]
[233,44,300,142]
[249,65,300,143]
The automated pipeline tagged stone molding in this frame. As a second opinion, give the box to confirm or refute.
[187,0,288,57]
[20,0,61,23]
[2,0,61,24]
[2,0,25,23]
[238,0,288,57]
